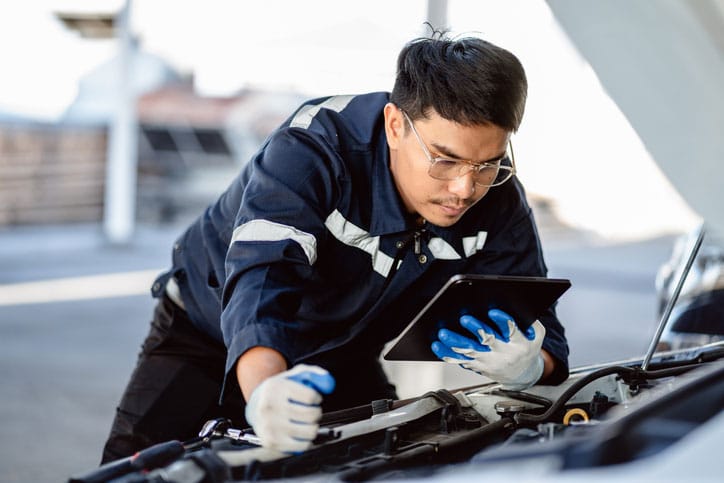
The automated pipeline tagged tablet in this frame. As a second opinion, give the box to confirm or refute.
[383,274,571,361]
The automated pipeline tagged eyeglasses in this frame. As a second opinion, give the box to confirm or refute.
[401,110,516,187]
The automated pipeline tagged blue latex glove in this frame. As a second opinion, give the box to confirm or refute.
[288,370,337,395]
[431,309,545,390]
[245,364,335,453]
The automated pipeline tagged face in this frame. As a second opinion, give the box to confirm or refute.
[384,103,511,227]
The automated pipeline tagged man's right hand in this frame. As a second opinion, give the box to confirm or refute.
[244,364,335,453]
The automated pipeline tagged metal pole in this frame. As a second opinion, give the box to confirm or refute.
[641,223,706,370]
[426,0,449,32]
[103,0,138,244]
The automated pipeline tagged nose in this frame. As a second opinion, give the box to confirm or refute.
[447,171,476,199]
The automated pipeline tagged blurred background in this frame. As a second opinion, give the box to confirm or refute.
[0,0,716,481]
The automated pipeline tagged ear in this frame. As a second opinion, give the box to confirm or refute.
[383,103,405,150]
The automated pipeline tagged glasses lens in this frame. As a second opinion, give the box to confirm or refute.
[475,165,500,186]
[428,159,461,180]
[479,164,514,187]
[429,160,514,187]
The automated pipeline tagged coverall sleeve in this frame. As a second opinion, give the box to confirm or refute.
[220,128,339,379]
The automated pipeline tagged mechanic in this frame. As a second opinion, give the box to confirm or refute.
[101,34,569,462]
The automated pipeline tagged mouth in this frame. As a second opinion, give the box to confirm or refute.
[438,204,468,217]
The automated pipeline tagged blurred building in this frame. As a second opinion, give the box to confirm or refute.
[135,82,305,223]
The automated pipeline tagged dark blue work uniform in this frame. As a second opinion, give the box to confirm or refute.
[102,92,568,462]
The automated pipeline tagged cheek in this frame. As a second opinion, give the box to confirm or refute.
[472,185,491,201]
[406,173,427,194]
[406,173,442,205]
[396,158,430,196]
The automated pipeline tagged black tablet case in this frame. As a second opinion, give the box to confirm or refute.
[383,274,571,361]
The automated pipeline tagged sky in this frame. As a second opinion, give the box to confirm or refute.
[0,0,700,240]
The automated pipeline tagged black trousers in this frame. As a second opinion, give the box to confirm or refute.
[101,295,397,463]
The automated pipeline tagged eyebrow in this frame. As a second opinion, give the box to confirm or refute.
[429,142,506,165]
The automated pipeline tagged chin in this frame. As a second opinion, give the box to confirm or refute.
[423,214,461,228]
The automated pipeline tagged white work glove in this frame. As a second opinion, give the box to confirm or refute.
[431,309,545,390]
[244,364,335,453]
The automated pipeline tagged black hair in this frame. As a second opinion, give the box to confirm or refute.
[390,34,527,131]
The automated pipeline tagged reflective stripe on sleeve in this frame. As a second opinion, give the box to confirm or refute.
[290,95,355,129]
[324,209,395,277]
[231,220,318,265]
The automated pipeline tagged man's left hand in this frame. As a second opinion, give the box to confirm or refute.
[431,309,545,390]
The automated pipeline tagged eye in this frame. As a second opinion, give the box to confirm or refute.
[433,158,460,169]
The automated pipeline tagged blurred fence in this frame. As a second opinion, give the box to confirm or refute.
[0,123,107,225]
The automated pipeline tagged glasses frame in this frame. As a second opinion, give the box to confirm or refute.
[400,110,516,187]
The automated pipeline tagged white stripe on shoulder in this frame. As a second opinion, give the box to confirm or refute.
[289,95,355,129]
[462,231,488,257]
[427,237,461,260]
[324,209,395,277]
[231,220,318,265]
[428,231,487,260]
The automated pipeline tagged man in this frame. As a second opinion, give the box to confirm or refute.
[102,34,568,461]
